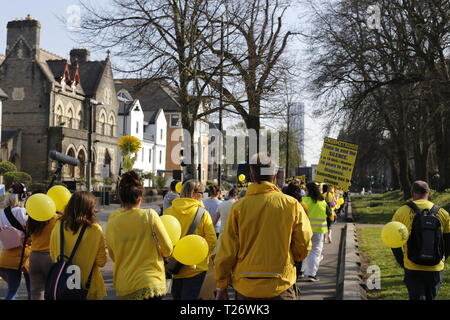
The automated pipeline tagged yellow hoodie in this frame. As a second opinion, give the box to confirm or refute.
[164,198,217,279]
[215,181,313,298]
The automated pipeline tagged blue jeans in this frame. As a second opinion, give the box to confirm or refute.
[0,268,31,300]
[404,269,442,300]
[172,272,206,300]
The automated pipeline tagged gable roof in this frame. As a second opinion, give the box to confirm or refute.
[114,79,181,113]
[0,87,7,100]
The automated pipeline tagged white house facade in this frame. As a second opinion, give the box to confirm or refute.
[117,92,167,186]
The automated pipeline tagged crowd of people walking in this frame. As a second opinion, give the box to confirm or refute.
[0,153,347,300]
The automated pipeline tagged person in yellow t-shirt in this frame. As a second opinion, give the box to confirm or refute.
[163,180,217,300]
[27,210,59,300]
[106,171,173,300]
[322,184,337,243]
[50,191,108,300]
[391,181,450,300]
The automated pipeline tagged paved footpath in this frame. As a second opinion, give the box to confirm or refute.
[1,205,344,300]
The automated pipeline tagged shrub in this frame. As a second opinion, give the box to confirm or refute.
[4,172,32,189]
[0,161,17,176]
[155,176,168,190]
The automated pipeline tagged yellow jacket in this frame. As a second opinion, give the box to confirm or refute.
[215,181,313,298]
[50,221,107,300]
[106,208,173,299]
[164,198,217,279]
[392,200,450,272]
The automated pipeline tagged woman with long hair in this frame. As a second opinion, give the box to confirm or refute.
[163,180,217,300]
[49,191,107,300]
[106,171,173,300]
[26,190,59,300]
[301,183,332,282]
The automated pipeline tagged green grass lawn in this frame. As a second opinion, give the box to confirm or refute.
[352,190,450,224]
[357,226,450,300]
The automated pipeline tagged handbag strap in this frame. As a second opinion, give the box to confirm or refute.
[186,206,206,236]
[4,207,26,234]
[4,207,28,271]
[148,210,163,260]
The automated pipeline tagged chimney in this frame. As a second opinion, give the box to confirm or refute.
[70,49,91,64]
[6,15,41,55]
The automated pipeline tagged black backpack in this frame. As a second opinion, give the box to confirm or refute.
[406,201,445,266]
[44,221,93,300]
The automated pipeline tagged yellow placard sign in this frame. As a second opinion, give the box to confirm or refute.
[315,137,358,191]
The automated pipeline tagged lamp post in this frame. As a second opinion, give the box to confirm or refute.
[87,98,104,192]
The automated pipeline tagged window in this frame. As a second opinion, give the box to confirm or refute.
[171,114,180,127]
[159,150,162,164]
[160,129,163,140]
[136,122,139,134]
[149,149,152,163]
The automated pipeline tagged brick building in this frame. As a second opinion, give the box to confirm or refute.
[0,16,119,185]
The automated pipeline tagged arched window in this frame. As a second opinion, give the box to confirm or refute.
[55,105,64,126]
[108,113,116,137]
[67,108,74,129]
[66,148,76,178]
[78,110,83,129]
[77,149,87,179]
[99,112,106,135]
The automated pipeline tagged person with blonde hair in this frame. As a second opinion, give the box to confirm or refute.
[0,189,31,300]
[163,180,217,300]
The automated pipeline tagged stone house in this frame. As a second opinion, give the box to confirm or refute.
[0,16,120,185]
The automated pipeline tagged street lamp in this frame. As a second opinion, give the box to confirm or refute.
[87,98,104,192]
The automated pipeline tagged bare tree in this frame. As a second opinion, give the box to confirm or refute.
[79,0,230,179]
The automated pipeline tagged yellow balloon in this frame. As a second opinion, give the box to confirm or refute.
[26,194,56,222]
[338,198,344,206]
[238,174,246,182]
[175,182,183,194]
[381,222,409,248]
[47,185,72,213]
[173,235,209,266]
[160,215,182,245]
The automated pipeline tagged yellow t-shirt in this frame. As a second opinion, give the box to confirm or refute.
[392,200,450,271]
[31,215,58,252]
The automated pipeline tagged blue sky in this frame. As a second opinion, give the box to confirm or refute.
[0,0,327,167]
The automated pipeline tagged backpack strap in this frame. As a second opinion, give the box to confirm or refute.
[429,205,441,216]
[406,201,422,215]
[60,221,88,265]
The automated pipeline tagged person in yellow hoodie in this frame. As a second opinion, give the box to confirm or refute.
[106,171,173,300]
[163,180,217,300]
[215,154,313,300]
[50,191,107,300]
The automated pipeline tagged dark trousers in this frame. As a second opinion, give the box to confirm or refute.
[404,269,442,300]
[172,272,207,300]
[0,268,31,300]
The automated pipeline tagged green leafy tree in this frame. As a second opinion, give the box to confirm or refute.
[4,172,32,189]
[0,162,17,176]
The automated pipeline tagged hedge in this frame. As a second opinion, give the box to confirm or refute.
[4,172,32,189]
[0,161,17,176]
